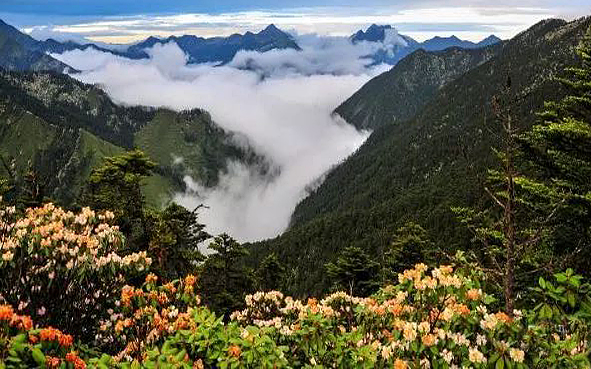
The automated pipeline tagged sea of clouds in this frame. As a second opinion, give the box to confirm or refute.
[51,32,397,241]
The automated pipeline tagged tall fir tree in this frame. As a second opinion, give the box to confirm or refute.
[382,222,433,283]
[200,234,254,317]
[145,203,209,280]
[520,26,591,273]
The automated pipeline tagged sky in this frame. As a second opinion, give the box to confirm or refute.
[2,0,590,43]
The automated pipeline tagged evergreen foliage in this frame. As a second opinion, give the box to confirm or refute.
[325,246,381,297]
[200,234,254,317]
[145,203,209,280]
[519,26,591,273]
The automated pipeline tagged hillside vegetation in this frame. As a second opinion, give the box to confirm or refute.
[251,18,591,297]
[0,70,252,206]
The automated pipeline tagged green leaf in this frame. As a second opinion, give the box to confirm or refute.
[32,347,46,366]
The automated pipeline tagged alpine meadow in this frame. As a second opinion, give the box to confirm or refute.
[1,1,591,368]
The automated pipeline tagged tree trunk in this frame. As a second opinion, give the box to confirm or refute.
[504,114,516,316]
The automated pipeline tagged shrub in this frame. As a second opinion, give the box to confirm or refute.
[0,202,152,341]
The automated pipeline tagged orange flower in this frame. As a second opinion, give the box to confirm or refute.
[422,333,438,347]
[164,282,177,294]
[394,359,408,369]
[11,315,33,330]
[66,352,86,369]
[29,334,39,344]
[0,305,14,320]
[228,345,242,358]
[307,298,318,307]
[454,303,471,316]
[121,285,135,307]
[59,333,74,348]
[145,273,158,284]
[40,327,61,342]
[185,274,197,286]
[46,356,61,369]
[466,288,483,301]
[374,306,386,316]
[495,312,513,324]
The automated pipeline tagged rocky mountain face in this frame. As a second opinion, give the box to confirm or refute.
[351,24,502,65]
[250,17,591,297]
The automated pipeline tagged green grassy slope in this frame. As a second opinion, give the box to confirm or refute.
[0,110,56,175]
[0,70,252,208]
[135,109,251,206]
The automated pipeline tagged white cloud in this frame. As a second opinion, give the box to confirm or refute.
[52,40,377,241]
[230,33,394,76]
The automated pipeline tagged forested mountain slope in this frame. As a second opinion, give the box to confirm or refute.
[0,20,71,73]
[0,70,250,206]
[250,17,591,297]
[334,44,503,130]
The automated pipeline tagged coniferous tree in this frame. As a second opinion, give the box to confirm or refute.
[325,246,380,297]
[520,26,591,272]
[20,164,47,209]
[383,222,433,282]
[455,77,558,314]
[145,203,209,280]
[255,253,286,292]
[82,149,156,249]
[200,234,254,317]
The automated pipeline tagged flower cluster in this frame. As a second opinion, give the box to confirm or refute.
[225,264,576,368]
[0,203,153,341]
[1,203,151,271]
[95,273,201,361]
[0,304,85,369]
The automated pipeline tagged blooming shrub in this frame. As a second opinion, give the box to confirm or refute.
[0,202,152,341]
[94,273,201,360]
[127,265,591,368]
[0,202,589,369]
[0,304,97,369]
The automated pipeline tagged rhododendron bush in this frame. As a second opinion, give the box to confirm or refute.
[0,202,152,341]
[0,265,590,368]
[0,203,590,368]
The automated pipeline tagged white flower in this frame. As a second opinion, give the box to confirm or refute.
[469,347,486,363]
[509,348,525,363]
[441,349,454,364]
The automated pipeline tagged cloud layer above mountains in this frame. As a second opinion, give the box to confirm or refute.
[53,35,384,241]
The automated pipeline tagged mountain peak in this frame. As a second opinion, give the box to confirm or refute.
[352,24,393,43]
[477,35,502,46]
[260,24,284,36]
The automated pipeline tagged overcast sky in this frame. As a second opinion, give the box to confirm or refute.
[1,1,590,43]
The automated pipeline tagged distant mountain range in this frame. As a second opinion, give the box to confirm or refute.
[120,24,301,64]
[0,20,301,67]
[351,24,502,65]
[0,18,503,73]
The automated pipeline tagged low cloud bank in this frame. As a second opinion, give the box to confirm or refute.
[53,34,384,241]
